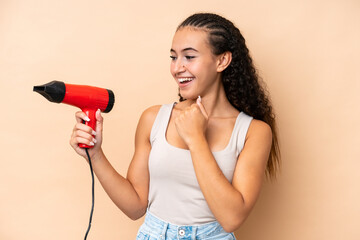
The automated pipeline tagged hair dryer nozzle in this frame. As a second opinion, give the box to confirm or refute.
[33,81,66,103]
[104,89,115,113]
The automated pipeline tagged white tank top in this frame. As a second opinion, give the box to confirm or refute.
[147,103,253,225]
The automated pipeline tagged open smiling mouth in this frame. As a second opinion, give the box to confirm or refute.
[178,77,194,86]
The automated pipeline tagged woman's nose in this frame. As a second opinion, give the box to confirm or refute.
[173,59,186,73]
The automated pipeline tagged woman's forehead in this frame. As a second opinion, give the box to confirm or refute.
[171,27,210,52]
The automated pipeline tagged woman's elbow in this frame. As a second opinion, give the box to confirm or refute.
[127,208,146,221]
[221,214,248,233]
[222,222,242,233]
[119,203,147,221]
[128,213,143,221]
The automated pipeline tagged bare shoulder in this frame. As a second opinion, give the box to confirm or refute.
[140,105,162,121]
[136,105,162,135]
[247,119,272,141]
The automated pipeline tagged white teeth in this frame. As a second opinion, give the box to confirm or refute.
[178,77,194,83]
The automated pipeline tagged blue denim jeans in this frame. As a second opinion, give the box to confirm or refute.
[136,211,236,240]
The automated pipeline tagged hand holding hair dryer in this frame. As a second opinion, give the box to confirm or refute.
[33,81,115,148]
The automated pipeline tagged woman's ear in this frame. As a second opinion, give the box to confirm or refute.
[216,51,232,72]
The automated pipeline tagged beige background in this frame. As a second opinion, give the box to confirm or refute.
[1,0,359,239]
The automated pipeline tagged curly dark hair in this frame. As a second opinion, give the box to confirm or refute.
[177,13,280,179]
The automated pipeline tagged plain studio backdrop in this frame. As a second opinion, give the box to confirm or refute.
[0,0,359,239]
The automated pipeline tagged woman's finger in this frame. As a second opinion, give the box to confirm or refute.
[73,129,96,143]
[74,122,97,136]
[75,111,91,123]
[196,96,208,120]
[72,136,95,147]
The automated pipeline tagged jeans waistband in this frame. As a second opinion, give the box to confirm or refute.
[138,211,235,240]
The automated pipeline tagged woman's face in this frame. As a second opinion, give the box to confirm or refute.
[170,27,222,100]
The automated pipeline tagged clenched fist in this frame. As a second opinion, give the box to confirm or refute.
[174,96,209,148]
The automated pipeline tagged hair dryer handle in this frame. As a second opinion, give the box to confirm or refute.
[79,109,97,149]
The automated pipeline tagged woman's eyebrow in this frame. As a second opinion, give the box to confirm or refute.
[170,47,199,53]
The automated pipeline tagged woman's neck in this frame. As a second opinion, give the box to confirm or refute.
[183,83,238,118]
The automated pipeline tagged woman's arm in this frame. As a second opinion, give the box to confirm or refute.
[189,119,271,232]
[175,103,272,232]
[70,106,160,220]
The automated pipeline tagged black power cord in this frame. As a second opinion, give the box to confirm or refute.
[84,148,95,240]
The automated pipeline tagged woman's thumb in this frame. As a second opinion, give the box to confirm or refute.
[96,109,103,132]
[196,96,208,119]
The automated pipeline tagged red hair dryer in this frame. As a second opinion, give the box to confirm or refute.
[33,81,115,148]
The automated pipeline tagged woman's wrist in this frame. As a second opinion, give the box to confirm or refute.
[87,148,104,163]
[187,135,208,152]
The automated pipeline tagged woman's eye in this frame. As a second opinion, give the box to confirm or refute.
[170,56,177,60]
[185,56,195,60]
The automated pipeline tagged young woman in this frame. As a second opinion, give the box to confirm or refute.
[70,13,280,240]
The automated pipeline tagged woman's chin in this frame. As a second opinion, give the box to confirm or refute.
[179,91,198,100]
[180,94,197,101]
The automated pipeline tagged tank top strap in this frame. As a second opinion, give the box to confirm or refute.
[227,112,253,157]
[150,103,175,145]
